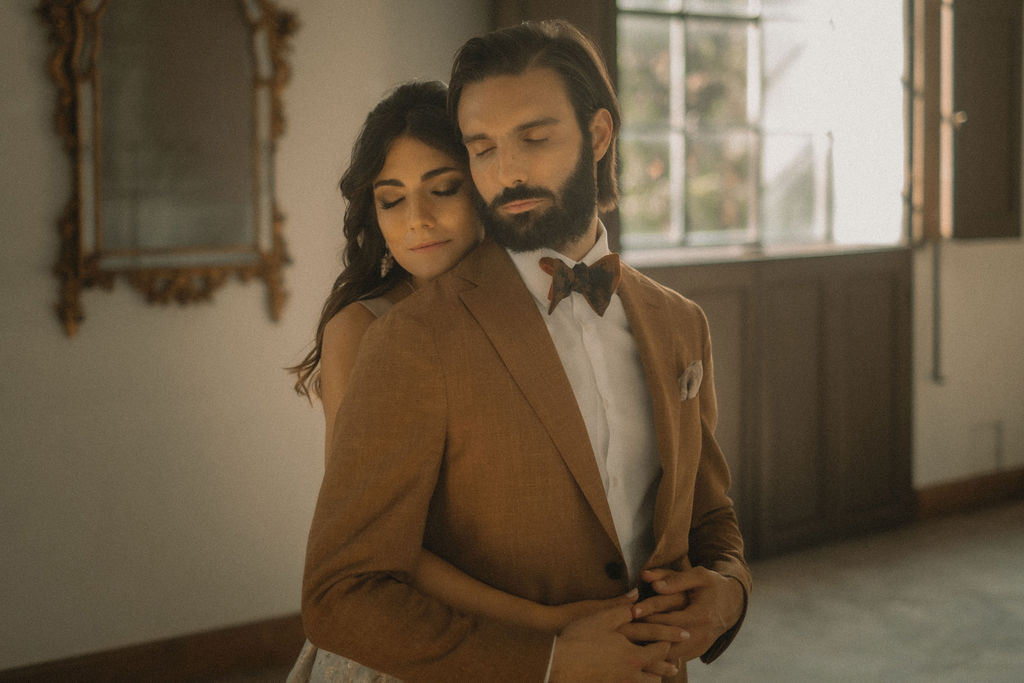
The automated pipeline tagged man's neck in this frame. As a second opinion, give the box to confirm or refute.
[553,213,600,262]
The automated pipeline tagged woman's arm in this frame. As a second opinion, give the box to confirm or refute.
[320,303,378,463]
[413,551,634,633]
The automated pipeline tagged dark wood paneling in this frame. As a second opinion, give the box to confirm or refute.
[828,269,914,535]
[760,281,828,547]
[953,0,1022,239]
[641,248,914,558]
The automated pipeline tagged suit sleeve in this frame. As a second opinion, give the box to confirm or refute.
[686,304,752,663]
[301,312,552,681]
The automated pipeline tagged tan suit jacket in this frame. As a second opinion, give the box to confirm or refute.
[302,239,751,682]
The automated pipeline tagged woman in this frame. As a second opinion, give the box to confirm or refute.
[288,81,637,682]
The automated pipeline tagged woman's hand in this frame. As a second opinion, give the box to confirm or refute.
[531,589,641,632]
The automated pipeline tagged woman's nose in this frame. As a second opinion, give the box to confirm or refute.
[406,194,435,230]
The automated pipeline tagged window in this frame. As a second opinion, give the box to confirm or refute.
[616,0,905,252]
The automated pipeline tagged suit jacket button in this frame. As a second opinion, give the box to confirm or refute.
[605,561,624,581]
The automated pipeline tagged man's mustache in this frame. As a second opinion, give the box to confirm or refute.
[488,185,556,211]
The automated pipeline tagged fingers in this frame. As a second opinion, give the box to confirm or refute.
[640,567,674,583]
[619,621,690,644]
[665,638,708,664]
[643,656,681,678]
[586,603,640,631]
[633,592,688,619]
[641,567,709,596]
[588,588,640,616]
[634,643,675,679]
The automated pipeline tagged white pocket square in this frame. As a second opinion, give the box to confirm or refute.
[679,360,703,400]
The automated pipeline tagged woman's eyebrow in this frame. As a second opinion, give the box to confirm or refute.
[373,166,459,189]
[421,166,460,181]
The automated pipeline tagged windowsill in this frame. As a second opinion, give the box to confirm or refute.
[623,241,909,268]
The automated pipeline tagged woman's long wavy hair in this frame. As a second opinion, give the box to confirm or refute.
[290,81,469,399]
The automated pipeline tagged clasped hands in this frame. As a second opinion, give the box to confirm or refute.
[550,566,745,683]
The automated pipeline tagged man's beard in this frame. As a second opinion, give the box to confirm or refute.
[474,140,596,253]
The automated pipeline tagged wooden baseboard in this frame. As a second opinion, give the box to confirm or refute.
[0,613,304,683]
[916,466,1024,519]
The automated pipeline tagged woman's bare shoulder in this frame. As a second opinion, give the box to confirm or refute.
[322,301,378,357]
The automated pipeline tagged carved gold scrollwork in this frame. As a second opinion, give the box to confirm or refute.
[37,0,296,336]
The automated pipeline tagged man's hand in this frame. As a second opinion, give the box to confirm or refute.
[619,567,745,663]
[550,605,680,682]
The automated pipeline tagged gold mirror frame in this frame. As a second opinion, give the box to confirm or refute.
[38,0,297,336]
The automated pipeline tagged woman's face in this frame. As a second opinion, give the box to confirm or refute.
[373,136,483,286]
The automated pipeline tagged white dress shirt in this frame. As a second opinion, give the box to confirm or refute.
[506,225,660,584]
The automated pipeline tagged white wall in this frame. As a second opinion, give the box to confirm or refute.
[913,241,1024,486]
[0,0,487,670]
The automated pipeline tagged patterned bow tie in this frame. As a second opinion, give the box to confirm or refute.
[538,254,621,316]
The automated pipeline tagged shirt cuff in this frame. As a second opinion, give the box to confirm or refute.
[543,635,557,682]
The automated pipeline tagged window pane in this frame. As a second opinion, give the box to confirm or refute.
[761,132,829,244]
[686,130,754,244]
[618,15,677,128]
[762,0,833,21]
[619,132,682,246]
[618,0,684,11]
[683,0,759,18]
[762,19,831,130]
[686,18,750,130]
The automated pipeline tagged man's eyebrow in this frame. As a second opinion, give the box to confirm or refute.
[516,117,560,133]
[462,117,561,145]
[373,166,460,189]
[462,132,490,145]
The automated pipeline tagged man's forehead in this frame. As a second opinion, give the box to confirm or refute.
[458,67,574,136]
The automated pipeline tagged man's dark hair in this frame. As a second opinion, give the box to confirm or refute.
[448,19,621,212]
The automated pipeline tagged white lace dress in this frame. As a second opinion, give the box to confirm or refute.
[286,639,401,683]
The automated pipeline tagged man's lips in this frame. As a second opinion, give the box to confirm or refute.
[500,198,546,214]
[411,239,451,252]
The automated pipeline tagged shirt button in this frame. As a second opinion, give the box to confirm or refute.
[605,561,625,581]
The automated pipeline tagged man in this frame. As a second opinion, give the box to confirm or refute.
[303,20,750,682]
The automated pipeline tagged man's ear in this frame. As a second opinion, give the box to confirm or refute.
[589,108,614,163]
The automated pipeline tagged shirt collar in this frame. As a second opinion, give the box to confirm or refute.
[507,222,613,307]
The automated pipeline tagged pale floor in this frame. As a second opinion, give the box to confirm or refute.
[216,501,1024,682]
[689,500,1024,682]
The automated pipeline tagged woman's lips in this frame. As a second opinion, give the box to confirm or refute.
[411,239,451,252]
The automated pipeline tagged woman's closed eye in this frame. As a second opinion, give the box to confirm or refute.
[377,196,403,210]
[432,179,464,197]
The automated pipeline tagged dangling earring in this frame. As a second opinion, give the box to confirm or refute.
[380,247,394,278]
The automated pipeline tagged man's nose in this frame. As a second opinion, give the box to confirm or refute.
[495,146,526,188]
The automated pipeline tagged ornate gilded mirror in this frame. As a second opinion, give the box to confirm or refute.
[38,0,296,336]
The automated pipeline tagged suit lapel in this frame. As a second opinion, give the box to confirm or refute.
[454,241,622,552]
[617,266,681,545]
